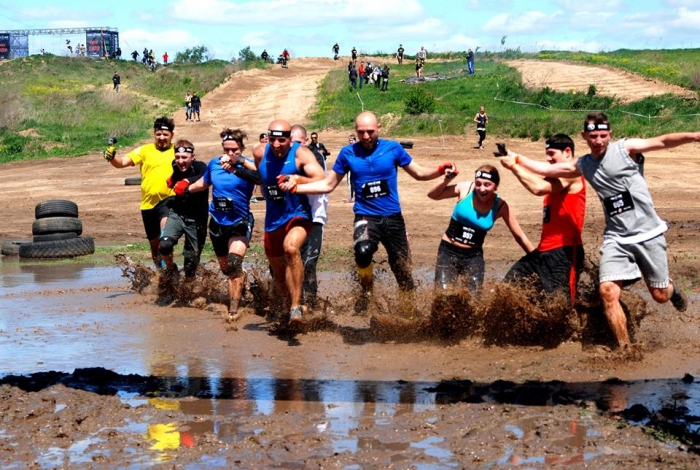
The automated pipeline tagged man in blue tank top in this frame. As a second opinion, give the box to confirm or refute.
[279,111,456,314]
[254,119,325,324]
[514,112,698,351]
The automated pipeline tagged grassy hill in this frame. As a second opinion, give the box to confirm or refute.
[1,50,699,164]
[0,55,235,163]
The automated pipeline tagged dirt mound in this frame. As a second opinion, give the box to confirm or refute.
[506,59,698,103]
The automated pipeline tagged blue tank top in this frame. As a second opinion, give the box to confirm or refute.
[444,191,500,247]
[258,142,311,232]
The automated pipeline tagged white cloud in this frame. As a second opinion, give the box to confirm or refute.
[169,0,425,26]
[483,11,562,34]
[120,29,201,55]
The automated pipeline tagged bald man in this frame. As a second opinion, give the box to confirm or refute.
[279,111,456,314]
[254,119,325,324]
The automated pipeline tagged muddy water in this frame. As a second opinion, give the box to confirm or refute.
[2,257,700,467]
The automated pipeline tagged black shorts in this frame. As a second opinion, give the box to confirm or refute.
[505,245,584,295]
[434,239,484,292]
[208,215,254,257]
[141,200,171,241]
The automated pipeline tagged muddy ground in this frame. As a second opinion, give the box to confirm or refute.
[1,57,700,467]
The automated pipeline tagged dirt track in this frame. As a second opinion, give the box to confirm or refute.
[2,57,700,467]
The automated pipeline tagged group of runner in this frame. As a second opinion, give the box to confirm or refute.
[104,111,696,350]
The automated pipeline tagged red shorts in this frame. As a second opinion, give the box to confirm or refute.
[264,217,312,258]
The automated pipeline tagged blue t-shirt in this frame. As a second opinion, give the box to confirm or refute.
[203,156,255,226]
[333,139,412,216]
[258,142,311,232]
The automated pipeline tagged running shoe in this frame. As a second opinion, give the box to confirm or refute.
[289,305,304,323]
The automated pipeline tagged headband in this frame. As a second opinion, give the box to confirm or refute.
[584,122,610,132]
[268,129,291,138]
[175,146,194,154]
[475,170,499,185]
[155,125,173,131]
[222,134,236,142]
[545,141,574,152]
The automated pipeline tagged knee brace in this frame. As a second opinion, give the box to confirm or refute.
[221,253,244,278]
[158,236,176,256]
[354,240,377,269]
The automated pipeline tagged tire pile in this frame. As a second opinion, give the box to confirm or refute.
[1,199,95,259]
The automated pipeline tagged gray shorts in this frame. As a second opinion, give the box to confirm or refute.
[599,234,669,289]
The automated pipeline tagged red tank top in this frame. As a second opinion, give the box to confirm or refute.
[537,177,586,251]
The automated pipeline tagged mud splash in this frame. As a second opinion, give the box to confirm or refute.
[115,253,652,358]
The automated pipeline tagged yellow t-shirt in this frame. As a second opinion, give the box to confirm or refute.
[126,143,175,210]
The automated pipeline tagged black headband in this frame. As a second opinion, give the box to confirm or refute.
[475,170,499,185]
[268,130,291,138]
[584,122,610,132]
[156,125,173,131]
[545,141,573,152]
[175,146,194,154]
[222,135,236,142]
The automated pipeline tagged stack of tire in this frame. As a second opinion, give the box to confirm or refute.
[11,200,94,259]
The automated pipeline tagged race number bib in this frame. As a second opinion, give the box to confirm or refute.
[452,225,486,247]
[265,184,284,202]
[213,196,233,212]
[361,180,389,199]
[603,190,634,217]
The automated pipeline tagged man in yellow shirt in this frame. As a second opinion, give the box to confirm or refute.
[104,116,176,269]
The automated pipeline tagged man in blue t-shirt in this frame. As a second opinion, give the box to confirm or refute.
[255,119,325,324]
[279,111,456,314]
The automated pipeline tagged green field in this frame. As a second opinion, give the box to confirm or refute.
[1,49,699,164]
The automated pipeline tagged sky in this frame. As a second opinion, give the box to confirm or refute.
[1,0,700,61]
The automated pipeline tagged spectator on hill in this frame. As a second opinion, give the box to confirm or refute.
[417,46,427,65]
[261,49,269,62]
[349,64,358,89]
[467,48,475,75]
[112,71,120,93]
[381,65,390,91]
[184,91,193,121]
[415,57,423,78]
[162,52,169,65]
[397,44,405,64]
[190,93,201,121]
[332,43,340,60]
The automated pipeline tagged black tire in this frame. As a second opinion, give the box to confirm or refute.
[33,232,79,243]
[32,217,83,236]
[125,177,142,186]
[19,236,95,259]
[2,239,31,256]
[35,199,79,219]
[400,141,414,149]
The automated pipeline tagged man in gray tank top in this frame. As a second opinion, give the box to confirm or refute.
[508,112,698,351]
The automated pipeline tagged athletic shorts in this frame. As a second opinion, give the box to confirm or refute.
[599,234,669,289]
[141,200,171,241]
[209,214,254,258]
[434,239,484,293]
[264,217,312,258]
[505,245,584,295]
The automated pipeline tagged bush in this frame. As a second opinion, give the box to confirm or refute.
[404,87,436,115]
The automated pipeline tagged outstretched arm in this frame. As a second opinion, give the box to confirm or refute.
[508,150,580,179]
[500,155,565,196]
[291,170,344,194]
[403,160,456,181]
[498,201,534,254]
[625,132,700,154]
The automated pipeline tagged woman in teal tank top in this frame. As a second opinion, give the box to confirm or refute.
[428,164,533,292]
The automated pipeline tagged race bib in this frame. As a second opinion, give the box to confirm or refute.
[361,180,389,199]
[603,190,634,217]
[265,184,284,202]
[213,196,233,212]
[452,225,487,247]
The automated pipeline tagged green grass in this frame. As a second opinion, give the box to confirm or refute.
[2,50,699,164]
[0,55,238,163]
[310,56,700,140]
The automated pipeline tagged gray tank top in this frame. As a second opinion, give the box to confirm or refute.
[576,139,667,243]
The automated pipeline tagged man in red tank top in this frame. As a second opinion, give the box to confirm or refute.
[499,134,586,305]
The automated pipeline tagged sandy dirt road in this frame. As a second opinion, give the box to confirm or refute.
[2,57,700,467]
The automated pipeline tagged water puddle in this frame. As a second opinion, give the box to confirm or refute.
[2,259,699,466]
